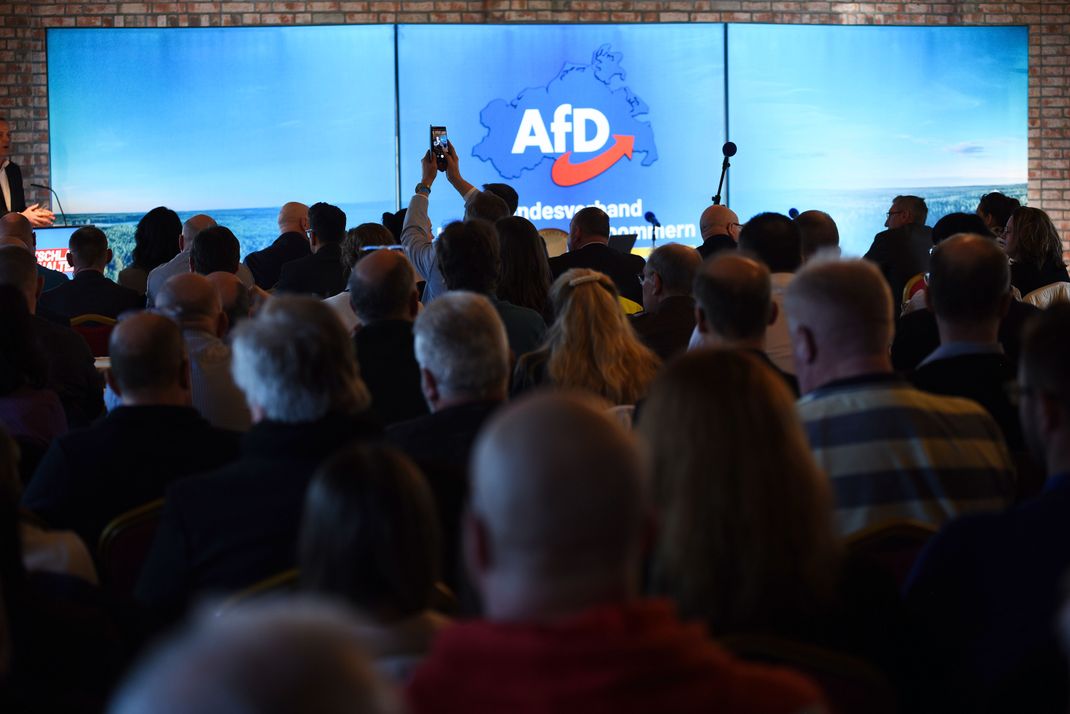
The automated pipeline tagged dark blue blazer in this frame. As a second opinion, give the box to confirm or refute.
[274,241,347,298]
[38,270,144,322]
[243,231,310,290]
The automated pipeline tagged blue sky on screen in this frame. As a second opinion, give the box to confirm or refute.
[48,26,397,213]
[728,24,1028,194]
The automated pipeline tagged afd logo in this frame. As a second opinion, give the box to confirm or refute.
[510,104,636,187]
[473,45,658,187]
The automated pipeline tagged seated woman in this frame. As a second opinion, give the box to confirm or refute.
[118,206,182,295]
[512,268,660,405]
[639,349,900,669]
[1005,206,1070,297]
[298,443,448,682]
[496,216,553,324]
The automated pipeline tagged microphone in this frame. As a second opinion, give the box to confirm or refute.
[644,211,661,228]
[788,208,800,219]
[722,141,738,158]
[713,142,736,205]
[30,183,67,227]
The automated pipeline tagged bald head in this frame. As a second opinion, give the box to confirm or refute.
[108,312,188,402]
[0,212,34,250]
[156,272,223,330]
[207,271,250,331]
[181,214,216,246]
[693,252,772,344]
[348,249,416,324]
[278,202,309,235]
[928,233,1011,326]
[699,204,740,241]
[470,393,646,619]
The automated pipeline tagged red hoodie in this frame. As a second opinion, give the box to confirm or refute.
[407,599,826,714]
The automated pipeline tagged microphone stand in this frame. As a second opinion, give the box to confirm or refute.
[30,183,67,227]
[651,222,658,250]
[712,153,731,206]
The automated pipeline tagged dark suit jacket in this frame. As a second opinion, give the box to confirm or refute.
[353,319,429,426]
[23,405,241,551]
[274,241,347,298]
[489,295,547,358]
[1011,259,1070,298]
[135,412,381,617]
[864,224,932,307]
[697,234,736,260]
[38,270,144,322]
[31,315,104,428]
[548,242,646,304]
[2,160,26,213]
[243,231,311,290]
[629,295,695,361]
[387,400,502,589]
[891,301,1040,373]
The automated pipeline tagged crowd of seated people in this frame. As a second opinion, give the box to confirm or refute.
[3,154,1070,714]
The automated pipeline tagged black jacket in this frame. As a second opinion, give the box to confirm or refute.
[629,295,695,362]
[38,270,144,322]
[354,319,429,426]
[243,231,311,290]
[274,241,347,298]
[864,224,932,307]
[31,315,104,428]
[548,242,646,304]
[2,160,26,213]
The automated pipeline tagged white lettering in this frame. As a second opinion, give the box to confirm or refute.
[550,104,572,154]
[573,108,610,153]
[511,109,553,154]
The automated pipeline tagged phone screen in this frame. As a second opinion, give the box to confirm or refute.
[431,125,448,170]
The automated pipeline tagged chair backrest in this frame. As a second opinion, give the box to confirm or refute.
[96,498,164,595]
[720,634,897,714]
[215,568,301,616]
[538,228,568,258]
[901,272,927,313]
[845,518,939,589]
[70,313,118,357]
[1023,282,1070,309]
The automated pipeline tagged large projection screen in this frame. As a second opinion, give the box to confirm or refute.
[397,23,726,245]
[727,24,1028,257]
[47,26,398,271]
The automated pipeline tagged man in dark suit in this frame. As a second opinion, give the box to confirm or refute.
[135,296,380,618]
[274,202,347,298]
[242,202,310,290]
[549,206,645,305]
[0,117,54,226]
[0,211,67,291]
[697,203,740,260]
[0,244,104,427]
[630,243,702,361]
[864,194,932,308]
[387,292,508,589]
[348,248,428,426]
[37,226,143,322]
[23,312,240,551]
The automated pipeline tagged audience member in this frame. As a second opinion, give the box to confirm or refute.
[275,202,349,298]
[483,182,519,215]
[23,312,241,551]
[977,191,1021,245]
[496,215,553,322]
[38,226,143,322]
[407,393,825,713]
[322,222,398,333]
[904,304,1070,712]
[243,201,311,290]
[737,212,802,374]
[786,258,1015,535]
[388,291,509,589]
[109,600,400,714]
[513,269,660,405]
[348,249,428,426]
[136,296,378,617]
[630,243,702,361]
[156,273,252,432]
[794,209,840,263]
[189,225,240,276]
[0,211,68,291]
[299,444,448,681]
[145,213,215,307]
[436,219,546,358]
[898,211,996,314]
[864,194,932,307]
[1005,205,1070,297]
[548,206,646,304]
[0,285,67,480]
[697,204,741,259]
[692,252,798,395]
[205,270,252,333]
[119,206,182,295]
[402,144,510,304]
[0,244,103,428]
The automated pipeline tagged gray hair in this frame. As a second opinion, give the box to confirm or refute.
[231,296,371,423]
[413,291,508,399]
[108,597,402,714]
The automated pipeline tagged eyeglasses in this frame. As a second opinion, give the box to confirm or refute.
[637,272,651,285]
[728,222,743,231]
[886,210,905,217]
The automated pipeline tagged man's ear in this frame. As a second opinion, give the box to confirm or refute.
[420,367,439,408]
[105,248,113,266]
[65,252,74,268]
[694,305,710,336]
[767,301,779,326]
[793,325,818,366]
[651,272,664,297]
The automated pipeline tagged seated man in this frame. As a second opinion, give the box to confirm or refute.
[738,212,802,375]
[863,194,932,307]
[786,258,1015,535]
[549,206,646,305]
[275,202,349,299]
[189,225,240,276]
[156,273,252,432]
[0,211,67,291]
[243,201,310,290]
[408,393,825,713]
[205,271,252,334]
[794,210,840,263]
[697,203,741,259]
[37,225,143,322]
[631,243,702,361]
[348,249,428,426]
[146,214,256,307]
[136,296,380,617]
[23,312,240,550]
[387,291,509,588]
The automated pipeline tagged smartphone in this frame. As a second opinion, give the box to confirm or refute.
[430,125,448,171]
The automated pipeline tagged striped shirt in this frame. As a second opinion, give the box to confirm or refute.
[797,374,1014,536]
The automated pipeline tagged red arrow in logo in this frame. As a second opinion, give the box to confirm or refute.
[551,134,635,187]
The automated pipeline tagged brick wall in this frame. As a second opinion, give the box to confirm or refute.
[3,1,1068,246]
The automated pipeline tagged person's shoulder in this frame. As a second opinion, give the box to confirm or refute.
[713,656,827,714]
